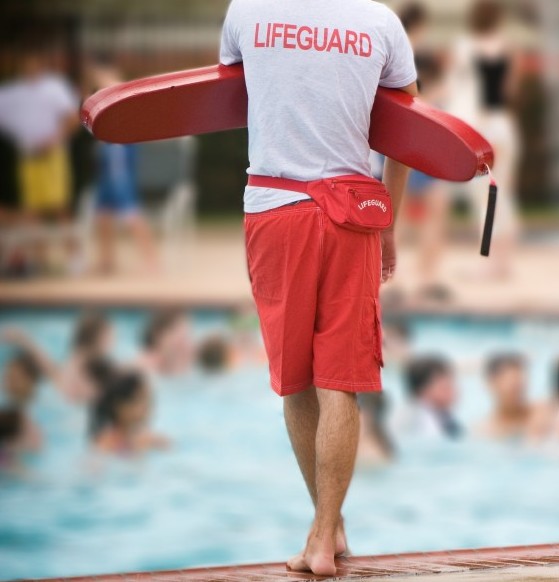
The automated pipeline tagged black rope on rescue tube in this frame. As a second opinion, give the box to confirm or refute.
[480,166,498,257]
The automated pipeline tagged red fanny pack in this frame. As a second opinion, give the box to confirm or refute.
[248,174,393,233]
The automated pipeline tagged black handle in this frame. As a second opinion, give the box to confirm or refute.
[480,183,498,257]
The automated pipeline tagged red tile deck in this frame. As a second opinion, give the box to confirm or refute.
[27,543,559,582]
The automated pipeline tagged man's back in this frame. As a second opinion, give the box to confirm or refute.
[220,0,416,212]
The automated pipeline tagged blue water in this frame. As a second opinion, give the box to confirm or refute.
[1,309,559,580]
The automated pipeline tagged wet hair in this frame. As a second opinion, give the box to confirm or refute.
[399,2,429,34]
[0,408,23,445]
[485,353,525,379]
[142,309,182,349]
[405,356,451,398]
[85,356,118,398]
[197,335,230,373]
[552,360,559,399]
[9,350,41,384]
[470,0,506,34]
[89,371,146,437]
[72,312,110,352]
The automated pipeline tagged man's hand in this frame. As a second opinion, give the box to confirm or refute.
[381,230,396,284]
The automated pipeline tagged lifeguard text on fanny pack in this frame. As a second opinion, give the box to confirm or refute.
[358,199,388,212]
[254,23,373,57]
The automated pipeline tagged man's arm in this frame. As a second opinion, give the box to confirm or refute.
[381,80,419,283]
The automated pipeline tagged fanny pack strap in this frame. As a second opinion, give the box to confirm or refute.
[248,175,309,194]
[480,165,498,257]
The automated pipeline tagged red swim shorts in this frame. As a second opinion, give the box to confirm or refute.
[245,200,384,397]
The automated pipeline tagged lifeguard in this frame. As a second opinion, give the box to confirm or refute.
[254,23,373,57]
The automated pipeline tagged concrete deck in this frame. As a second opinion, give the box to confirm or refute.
[0,224,558,316]
[29,544,559,582]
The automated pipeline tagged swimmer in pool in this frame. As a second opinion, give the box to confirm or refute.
[0,351,42,452]
[134,309,192,376]
[1,311,115,404]
[476,354,538,441]
[0,408,28,472]
[90,370,169,456]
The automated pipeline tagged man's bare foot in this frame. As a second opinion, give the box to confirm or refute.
[287,532,337,576]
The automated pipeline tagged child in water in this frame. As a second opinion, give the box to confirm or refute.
[0,408,27,472]
[1,351,42,452]
[90,370,169,456]
[1,311,114,404]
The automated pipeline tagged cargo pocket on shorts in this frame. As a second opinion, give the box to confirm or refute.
[245,214,286,301]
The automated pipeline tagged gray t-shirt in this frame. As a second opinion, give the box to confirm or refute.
[220,0,417,213]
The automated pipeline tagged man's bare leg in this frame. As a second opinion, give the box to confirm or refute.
[284,388,349,557]
[286,388,360,576]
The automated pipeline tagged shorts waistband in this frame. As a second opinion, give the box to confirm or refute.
[248,175,309,194]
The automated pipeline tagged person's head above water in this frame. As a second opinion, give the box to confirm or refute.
[142,309,189,364]
[470,0,506,35]
[90,371,151,438]
[197,335,231,374]
[485,353,527,412]
[2,351,41,407]
[0,408,24,450]
[405,356,456,411]
[72,312,113,358]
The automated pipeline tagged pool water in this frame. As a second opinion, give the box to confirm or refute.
[1,310,559,581]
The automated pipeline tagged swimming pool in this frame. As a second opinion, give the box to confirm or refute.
[1,309,559,581]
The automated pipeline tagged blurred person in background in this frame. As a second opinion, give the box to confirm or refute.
[382,320,413,368]
[447,0,521,280]
[477,353,535,440]
[0,45,80,275]
[0,408,27,472]
[393,356,462,440]
[399,3,452,302]
[0,350,42,452]
[1,311,114,404]
[357,392,395,467]
[88,58,159,275]
[90,370,169,456]
[196,334,233,374]
[135,309,192,376]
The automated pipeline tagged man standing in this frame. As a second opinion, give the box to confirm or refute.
[220,0,417,575]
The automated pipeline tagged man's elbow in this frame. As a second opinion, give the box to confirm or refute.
[398,81,419,97]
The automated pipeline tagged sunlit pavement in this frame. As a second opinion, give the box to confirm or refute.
[0,224,558,316]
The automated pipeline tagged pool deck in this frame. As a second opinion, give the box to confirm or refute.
[1,225,558,317]
[29,544,559,582]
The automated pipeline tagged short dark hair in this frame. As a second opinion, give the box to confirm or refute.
[552,359,559,398]
[485,353,525,379]
[399,2,429,34]
[10,350,41,383]
[73,312,110,352]
[470,0,506,34]
[0,408,24,444]
[197,335,230,373]
[405,356,451,398]
[142,309,182,349]
[89,371,146,437]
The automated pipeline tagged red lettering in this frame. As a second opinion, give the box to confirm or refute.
[283,24,297,49]
[359,33,372,57]
[314,27,329,52]
[266,23,272,47]
[254,23,266,48]
[297,26,313,50]
[326,28,343,53]
[271,23,283,48]
[345,30,358,55]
